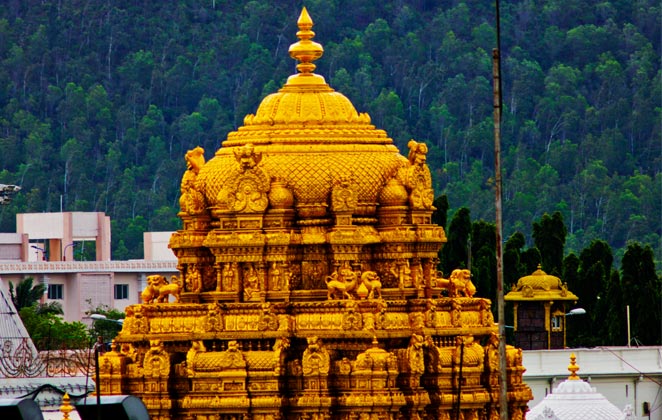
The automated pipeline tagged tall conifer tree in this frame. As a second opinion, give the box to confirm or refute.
[532,211,567,276]
[620,243,661,345]
[440,207,471,275]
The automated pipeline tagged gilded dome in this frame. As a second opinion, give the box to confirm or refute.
[517,265,563,291]
[505,265,578,301]
[196,7,406,218]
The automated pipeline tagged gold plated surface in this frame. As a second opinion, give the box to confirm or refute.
[100,8,532,420]
[505,265,578,301]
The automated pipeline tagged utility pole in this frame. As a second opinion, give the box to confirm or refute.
[493,0,509,419]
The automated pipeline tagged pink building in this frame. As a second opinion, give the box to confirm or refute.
[0,212,177,322]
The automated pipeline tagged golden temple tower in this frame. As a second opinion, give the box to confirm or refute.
[99,8,532,420]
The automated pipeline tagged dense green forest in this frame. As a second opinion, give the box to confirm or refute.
[0,0,659,320]
[0,0,659,343]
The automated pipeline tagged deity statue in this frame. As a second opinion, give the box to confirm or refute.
[179,146,206,215]
[222,262,238,292]
[270,262,282,291]
[411,258,423,292]
[185,263,202,293]
[243,263,260,300]
[403,140,434,210]
[397,259,412,288]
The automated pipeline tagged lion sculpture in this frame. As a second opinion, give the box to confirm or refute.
[325,269,358,300]
[360,271,382,299]
[141,275,182,304]
[438,269,476,298]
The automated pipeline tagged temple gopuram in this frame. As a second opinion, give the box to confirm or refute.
[98,8,532,420]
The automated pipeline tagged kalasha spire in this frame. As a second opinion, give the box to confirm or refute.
[286,7,326,86]
[567,353,581,380]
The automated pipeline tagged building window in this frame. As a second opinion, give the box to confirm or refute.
[114,284,129,300]
[48,284,63,300]
[551,313,563,332]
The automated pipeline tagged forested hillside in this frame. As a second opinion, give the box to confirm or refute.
[0,0,659,266]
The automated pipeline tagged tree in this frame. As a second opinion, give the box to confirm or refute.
[562,252,580,291]
[620,242,661,345]
[20,306,89,351]
[431,194,449,229]
[573,240,613,346]
[36,301,64,316]
[9,277,45,312]
[519,247,541,275]
[440,207,471,275]
[532,211,567,276]
[470,220,496,300]
[87,304,126,346]
[504,231,526,288]
[602,269,625,345]
[506,57,544,118]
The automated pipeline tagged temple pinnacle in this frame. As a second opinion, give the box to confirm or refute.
[567,353,581,380]
[288,7,325,82]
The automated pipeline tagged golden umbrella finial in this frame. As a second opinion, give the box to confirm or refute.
[288,7,324,77]
[567,353,581,380]
[59,392,74,420]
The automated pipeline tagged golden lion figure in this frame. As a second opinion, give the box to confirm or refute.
[360,271,382,299]
[438,269,476,297]
[325,269,358,300]
[141,275,182,304]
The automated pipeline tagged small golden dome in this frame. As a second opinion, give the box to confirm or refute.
[241,8,367,127]
[517,265,562,291]
[245,88,367,127]
[505,264,579,301]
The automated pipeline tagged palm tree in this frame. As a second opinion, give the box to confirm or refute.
[9,277,46,312]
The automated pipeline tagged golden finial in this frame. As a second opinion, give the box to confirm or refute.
[567,353,580,380]
[287,7,326,85]
[59,392,74,420]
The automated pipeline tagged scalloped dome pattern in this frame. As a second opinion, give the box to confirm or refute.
[248,89,364,126]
